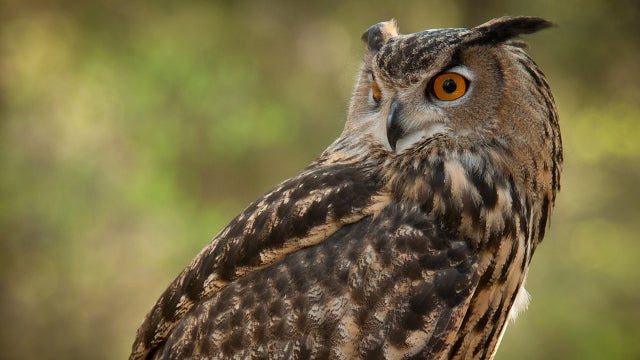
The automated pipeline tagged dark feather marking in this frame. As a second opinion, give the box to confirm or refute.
[478,260,495,289]
[430,232,449,251]
[337,264,350,285]
[404,259,424,280]
[224,215,248,240]
[253,309,268,344]
[538,195,550,242]
[474,309,491,331]
[272,315,286,339]
[251,277,267,298]
[245,209,272,255]
[469,170,498,209]
[274,271,290,293]
[420,319,449,358]
[363,342,386,360]
[221,329,244,355]
[357,274,394,326]
[462,191,482,230]
[499,237,520,282]
[447,243,469,263]
[314,347,330,360]
[507,175,522,215]
[441,191,462,230]
[162,292,181,319]
[489,299,506,326]
[435,265,473,308]
[502,211,518,239]
[168,322,194,358]
[184,269,203,301]
[420,195,434,215]
[290,262,310,293]
[388,320,408,348]
[479,304,504,357]
[293,296,309,330]
[230,308,246,328]
[405,223,433,253]
[268,295,284,318]
[351,285,365,304]
[216,312,232,335]
[467,16,553,47]
[419,252,447,270]
[240,290,255,309]
[472,336,485,358]
[409,281,438,316]
[298,336,313,360]
[517,57,545,89]
[215,285,235,313]
[430,160,446,193]
[450,334,465,358]
[218,239,243,281]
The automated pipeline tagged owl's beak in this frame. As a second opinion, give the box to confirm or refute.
[386,100,405,151]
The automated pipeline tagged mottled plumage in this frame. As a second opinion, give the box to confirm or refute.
[131,16,562,359]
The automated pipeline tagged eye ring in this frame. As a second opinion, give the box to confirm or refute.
[431,72,468,101]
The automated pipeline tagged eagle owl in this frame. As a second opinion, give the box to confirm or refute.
[131,16,562,359]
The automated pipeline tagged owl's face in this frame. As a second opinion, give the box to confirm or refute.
[344,19,557,163]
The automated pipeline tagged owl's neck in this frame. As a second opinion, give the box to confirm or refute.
[382,135,548,253]
[319,133,553,253]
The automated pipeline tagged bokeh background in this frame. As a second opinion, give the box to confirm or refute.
[1,0,639,358]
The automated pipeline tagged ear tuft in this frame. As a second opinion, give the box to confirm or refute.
[470,16,553,45]
[361,20,399,52]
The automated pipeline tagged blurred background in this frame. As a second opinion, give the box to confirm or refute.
[1,0,639,358]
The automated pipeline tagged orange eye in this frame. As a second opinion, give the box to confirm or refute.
[371,81,382,103]
[432,72,467,101]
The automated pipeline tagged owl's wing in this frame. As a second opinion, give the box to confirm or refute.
[151,201,481,359]
[130,160,391,359]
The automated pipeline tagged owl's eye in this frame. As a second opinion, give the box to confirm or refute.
[431,72,468,101]
[371,80,382,103]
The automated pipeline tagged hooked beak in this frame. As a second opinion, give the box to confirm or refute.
[386,100,405,151]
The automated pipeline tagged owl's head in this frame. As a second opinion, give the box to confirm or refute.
[345,16,558,150]
[340,16,562,206]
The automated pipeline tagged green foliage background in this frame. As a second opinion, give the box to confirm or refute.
[1,0,639,358]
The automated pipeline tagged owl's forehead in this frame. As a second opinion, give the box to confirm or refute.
[375,28,473,81]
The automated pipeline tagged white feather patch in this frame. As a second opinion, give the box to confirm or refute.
[508,284,531,323]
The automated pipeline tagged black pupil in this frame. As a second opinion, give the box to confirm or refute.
[442,78,457,94]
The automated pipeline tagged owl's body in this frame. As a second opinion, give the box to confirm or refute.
[131,17,562,359]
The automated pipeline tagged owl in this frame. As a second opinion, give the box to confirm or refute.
[130,16,562,359]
